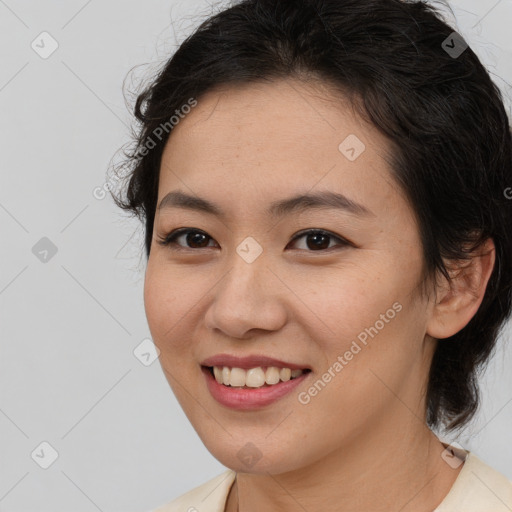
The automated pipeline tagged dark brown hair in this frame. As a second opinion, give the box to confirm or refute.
[110,0,512,432]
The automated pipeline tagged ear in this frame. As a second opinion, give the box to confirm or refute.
[426,238,495,340]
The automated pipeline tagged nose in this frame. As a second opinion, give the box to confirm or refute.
[203,253,288,339]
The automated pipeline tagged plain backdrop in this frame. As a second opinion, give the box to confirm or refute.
[0,0,511,511]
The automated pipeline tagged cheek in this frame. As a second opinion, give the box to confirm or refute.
[309,298,425,426]
[143,262,204,403]
[143,260,196,357]
[291,261,401,346]
[144,264,169,337]
[294,257,422,400]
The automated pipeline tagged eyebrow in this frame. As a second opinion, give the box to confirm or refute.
[157,190,374,218]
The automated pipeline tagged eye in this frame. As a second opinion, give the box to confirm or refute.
[156,228,350,252]
[287,229,350,251]
[157,228,217,251]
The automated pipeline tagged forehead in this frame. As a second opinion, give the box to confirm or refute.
[157,78,406,223]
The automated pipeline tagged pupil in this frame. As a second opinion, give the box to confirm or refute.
[188,232,208,248]
[308,233,329,250]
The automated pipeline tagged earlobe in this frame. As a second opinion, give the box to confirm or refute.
[426,238,496,340]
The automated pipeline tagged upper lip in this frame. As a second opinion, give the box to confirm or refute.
[201,353,311,371]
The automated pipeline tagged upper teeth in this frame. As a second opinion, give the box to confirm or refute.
[212,366,305,388]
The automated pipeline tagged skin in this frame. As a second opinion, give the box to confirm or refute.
[144,78,495,512]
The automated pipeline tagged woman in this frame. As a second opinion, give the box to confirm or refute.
[111,0,512,510]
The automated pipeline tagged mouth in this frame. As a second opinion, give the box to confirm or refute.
[202,365,312,389]
[201,364,312,409]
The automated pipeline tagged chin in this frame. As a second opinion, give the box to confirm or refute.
[200,434,308,475]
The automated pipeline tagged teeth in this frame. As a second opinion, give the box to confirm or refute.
[211,366,307,388]
[213,366,223,384]
[230,367,246,387]
[280,368,291,382]
[266,367,280,385]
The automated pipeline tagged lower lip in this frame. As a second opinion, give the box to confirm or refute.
[202,366,310,410]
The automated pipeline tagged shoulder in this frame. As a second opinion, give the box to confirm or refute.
[147,469,236,512]
[435,451,512,511]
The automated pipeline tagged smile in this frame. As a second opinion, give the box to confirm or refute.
[211,365,307,388]
[201,365,312,409]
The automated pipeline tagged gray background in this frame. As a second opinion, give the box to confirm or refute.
[0,0,511,511]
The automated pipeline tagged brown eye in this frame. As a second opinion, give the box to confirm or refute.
[157,228,349,252]
[157,228,217,250]
[287,229,349,251]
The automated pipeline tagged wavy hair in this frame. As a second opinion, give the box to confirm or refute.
[110,0,512,432]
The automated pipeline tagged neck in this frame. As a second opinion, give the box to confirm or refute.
[225,422,463,512]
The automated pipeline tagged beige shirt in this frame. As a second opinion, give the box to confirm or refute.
[151,449,512,512]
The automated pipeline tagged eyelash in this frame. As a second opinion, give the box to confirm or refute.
[156,228,351,252]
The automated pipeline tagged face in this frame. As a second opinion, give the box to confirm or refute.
[144,78,436,474]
